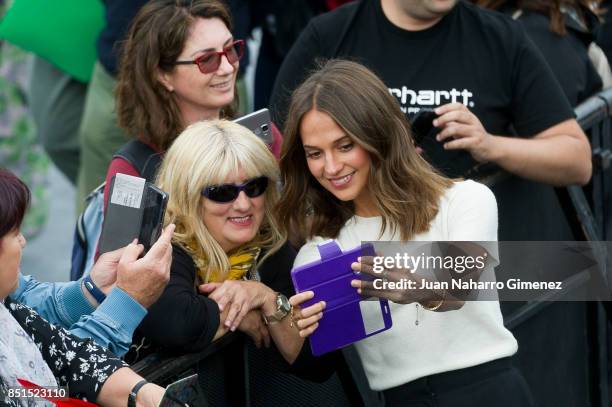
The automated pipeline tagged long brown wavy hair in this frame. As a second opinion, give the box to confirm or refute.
[115,0,238,151]
[276,59,453,242]
[475,0,603,35]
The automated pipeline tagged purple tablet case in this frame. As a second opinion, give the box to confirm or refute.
[291,240,393,356]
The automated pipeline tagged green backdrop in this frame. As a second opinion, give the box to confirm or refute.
[0,0,105,82]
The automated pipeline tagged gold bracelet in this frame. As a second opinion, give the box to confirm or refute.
[421,289,446,311]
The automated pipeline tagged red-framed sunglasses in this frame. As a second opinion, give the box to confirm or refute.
[174,39,245,74]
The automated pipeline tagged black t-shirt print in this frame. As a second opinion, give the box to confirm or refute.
[271,0,574,177]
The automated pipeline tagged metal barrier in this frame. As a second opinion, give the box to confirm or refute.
[477,88,612,320]
[579,88,612,240]
[488,87,612,407]
[132,331,366,406]
[132,333,238,384]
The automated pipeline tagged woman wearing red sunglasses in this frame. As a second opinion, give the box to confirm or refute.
[101,0,283,209]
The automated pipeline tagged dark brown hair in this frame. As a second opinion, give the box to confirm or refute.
[277,59,453,242]
[475,0,602,35]
[0,169,30,242]
[115,0,237,151]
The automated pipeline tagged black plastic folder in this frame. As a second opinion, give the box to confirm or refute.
[98,173,168,254]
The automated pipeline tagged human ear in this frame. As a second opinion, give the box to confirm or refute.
[157,69,175,92]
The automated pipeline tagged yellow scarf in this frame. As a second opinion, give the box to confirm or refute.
[209,246,262,282]
[186,242,261,283]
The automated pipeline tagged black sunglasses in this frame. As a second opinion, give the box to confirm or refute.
[202,176,269,203]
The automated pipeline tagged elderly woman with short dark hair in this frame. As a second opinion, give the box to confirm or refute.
[0,168,165,407]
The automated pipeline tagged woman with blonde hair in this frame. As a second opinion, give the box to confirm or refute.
[127,120,307,364]
[280,60,532,406]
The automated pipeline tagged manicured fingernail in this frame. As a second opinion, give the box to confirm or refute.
[321,301,326,309]
[357,289,362,294]
[231,326,236,332]
[132,239,138,244]
[433,119,438,126]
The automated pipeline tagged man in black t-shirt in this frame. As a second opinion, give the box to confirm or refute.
[270,0,591,186]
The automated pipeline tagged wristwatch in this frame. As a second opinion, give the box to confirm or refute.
[263,293,291,324]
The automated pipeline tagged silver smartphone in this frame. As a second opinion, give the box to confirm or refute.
[233,108,273,144]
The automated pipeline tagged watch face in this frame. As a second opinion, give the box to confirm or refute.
[277,294,291,313]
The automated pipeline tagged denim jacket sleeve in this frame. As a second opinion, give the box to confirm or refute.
[11,273,147,356]
[69,287,147,356]
[11,273,95,326]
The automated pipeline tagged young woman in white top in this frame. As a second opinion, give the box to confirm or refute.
[279,60,533,406]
